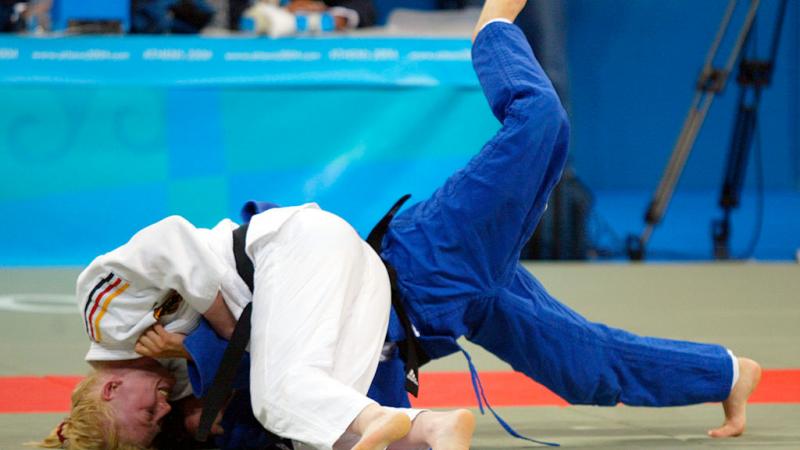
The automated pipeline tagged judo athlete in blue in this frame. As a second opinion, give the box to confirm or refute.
[142,1,762,447]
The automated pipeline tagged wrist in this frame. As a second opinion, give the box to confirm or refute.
[169,333,192,360]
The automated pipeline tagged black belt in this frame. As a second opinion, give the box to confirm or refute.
[195,224,288,446]
[196,197,428,441]
[366,194,430,396]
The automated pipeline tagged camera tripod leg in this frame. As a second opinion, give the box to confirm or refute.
[627,0,761,260]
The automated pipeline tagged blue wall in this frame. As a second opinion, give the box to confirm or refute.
[567,0,799,190]
[565,0,799,259]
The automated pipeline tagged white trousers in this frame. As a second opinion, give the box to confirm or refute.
[247,208,420,449]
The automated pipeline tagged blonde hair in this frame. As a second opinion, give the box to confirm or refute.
[34,371,150,450]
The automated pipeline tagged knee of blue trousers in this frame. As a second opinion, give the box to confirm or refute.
[471,96,570,260]
[523,98,570,205]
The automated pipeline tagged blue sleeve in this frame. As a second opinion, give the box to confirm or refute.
[184,319,251,397]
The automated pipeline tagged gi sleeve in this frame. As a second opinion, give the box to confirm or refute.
[79,215,230,361]
[184,319,251,398]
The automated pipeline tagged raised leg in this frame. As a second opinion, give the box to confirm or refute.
[384,19,570,309]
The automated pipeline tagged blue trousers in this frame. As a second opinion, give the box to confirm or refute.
[374,22,733,408]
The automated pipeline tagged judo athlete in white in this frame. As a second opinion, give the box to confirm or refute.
[65,201,478,450]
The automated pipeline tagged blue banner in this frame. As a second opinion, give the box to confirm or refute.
[0,36,477,87]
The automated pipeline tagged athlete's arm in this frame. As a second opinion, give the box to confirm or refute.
[79,215,235,359]
[106,215,230,315]
[203,291,236,340]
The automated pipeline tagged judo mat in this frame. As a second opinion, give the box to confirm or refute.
[1,262,798,449]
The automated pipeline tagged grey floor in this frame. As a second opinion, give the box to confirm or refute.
[1,262,798,449]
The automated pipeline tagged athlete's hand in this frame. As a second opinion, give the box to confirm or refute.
[135,324,192,360]
[179,396,226,438]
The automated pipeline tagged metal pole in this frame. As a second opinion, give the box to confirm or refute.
[628,0,761,259]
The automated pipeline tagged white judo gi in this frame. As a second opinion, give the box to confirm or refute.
[77,203,421,449]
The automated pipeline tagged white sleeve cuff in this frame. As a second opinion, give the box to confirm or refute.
[727,349,740,392]
[479,18,513,35]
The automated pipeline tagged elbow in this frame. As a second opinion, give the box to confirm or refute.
[202,292,236,340]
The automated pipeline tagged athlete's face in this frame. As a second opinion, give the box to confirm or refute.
[105,359,176,446]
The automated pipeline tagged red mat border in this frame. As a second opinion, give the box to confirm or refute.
[1,370,798,414]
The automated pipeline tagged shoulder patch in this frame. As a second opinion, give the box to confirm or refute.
[83,272,130,342]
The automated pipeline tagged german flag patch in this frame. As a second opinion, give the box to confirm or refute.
[154,291,183,320]
[83,272,130,343]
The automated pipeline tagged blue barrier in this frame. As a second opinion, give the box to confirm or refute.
[51,0,131,32]
[0,36,475,86]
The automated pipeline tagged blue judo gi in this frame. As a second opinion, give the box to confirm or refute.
[181,22,734,449]
[380,21,733,410]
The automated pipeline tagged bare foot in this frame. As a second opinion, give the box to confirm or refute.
[352,410,412,450]
[708,357,762,438]
[428,409,475,450]
[387,409,475,450]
